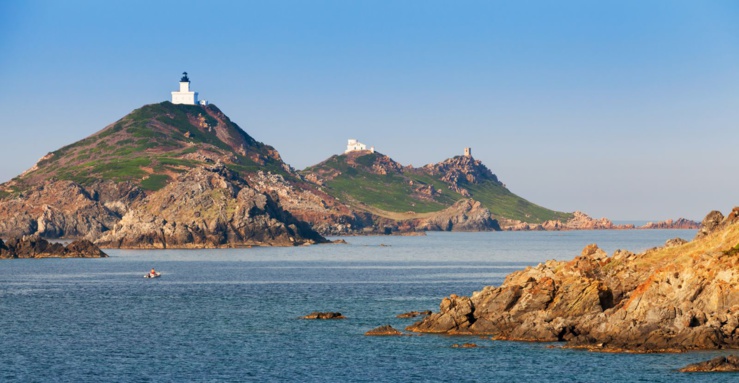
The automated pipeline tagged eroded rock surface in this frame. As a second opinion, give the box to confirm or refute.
[95,164,327,248]
[412,199,501,232]
[407,208,739,352]
[0,181,140,239]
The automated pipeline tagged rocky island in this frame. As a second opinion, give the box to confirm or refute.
[0,97,699,247]
[406,207,739,353]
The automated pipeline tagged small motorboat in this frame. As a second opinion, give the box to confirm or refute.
[144,272,161,278]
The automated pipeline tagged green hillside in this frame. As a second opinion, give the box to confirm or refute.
[8,102,288,192]
[303,151,572,223]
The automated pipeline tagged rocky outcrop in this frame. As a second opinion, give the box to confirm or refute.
[95,164,328,248]
[501,212,701,232]
[412,199,501,232]
[501,211,633,231]
[695,208,739,239]
[365,325,403,336]
[0,235,107,259]
[407,208,739,352]
[639,218,700,230]
[679,355,739,372]
[0,180,138,239]
[301,312,346,320]
[247,171,362,236]
[421,155,501,196]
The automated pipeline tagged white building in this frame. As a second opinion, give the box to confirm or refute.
[345,139,375,153]
[171,72,199,105]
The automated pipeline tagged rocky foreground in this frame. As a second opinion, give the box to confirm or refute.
[0,235,107,259]
[407,208,739,353]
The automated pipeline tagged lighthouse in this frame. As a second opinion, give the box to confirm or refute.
[171,72,199,105]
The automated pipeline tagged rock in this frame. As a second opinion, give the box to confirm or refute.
[501,211,635,231]
[247,170,361,237]
[406,216,739,352]
[0,236,107,259]
[451,343,478,348]
[664,238,688,248]
[397,310,433,318]
[696,210,725,239]
[422,155,500,190]
[301,312,346,320]
[412,199,501,232]
[0,180,137,239]
[679,355,739,372]
[365,325,403,336]
[95,164,328,248]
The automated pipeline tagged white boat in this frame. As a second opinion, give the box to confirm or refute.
[144,272,161,278]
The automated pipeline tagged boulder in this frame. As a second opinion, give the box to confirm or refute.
[696,210,725,239]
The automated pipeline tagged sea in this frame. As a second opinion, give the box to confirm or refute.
[1,229,736,382]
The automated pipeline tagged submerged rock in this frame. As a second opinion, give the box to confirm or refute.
[679,355,739,372]
[365,325,403,336]
[451,343,478,348]
[301,312,346,320]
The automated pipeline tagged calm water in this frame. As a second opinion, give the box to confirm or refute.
[1,230,736,382]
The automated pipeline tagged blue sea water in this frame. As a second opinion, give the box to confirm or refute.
[0,230,736,382]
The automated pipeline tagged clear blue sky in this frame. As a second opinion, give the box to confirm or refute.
[1,0,738,221]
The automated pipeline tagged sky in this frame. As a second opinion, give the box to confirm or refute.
[1,0,738,221]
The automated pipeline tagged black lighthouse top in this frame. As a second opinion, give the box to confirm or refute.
[180,72,190,82]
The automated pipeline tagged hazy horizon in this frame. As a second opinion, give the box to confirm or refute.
[1,1,737,221]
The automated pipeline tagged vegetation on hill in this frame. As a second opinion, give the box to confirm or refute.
[303,151,572,223]
[6,102,288,193]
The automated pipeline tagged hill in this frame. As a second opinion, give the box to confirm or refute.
[5,102,287,192]
[302,150,573,225]
[0,102,338,245]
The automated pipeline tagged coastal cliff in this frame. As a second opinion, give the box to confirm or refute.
[407,207,739,352]
[96,163,327,248]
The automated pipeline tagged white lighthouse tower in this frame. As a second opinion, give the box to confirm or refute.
[171,72,199,105]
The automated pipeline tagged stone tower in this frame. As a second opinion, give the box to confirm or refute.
[464,147,472,157]
[171,72,199,105]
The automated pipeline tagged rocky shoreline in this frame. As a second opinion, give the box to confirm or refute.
[405,208,739,353]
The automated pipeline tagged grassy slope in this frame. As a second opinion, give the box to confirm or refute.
[308,155,451,213]
[8,102,287,193]
[305,152,573,223]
